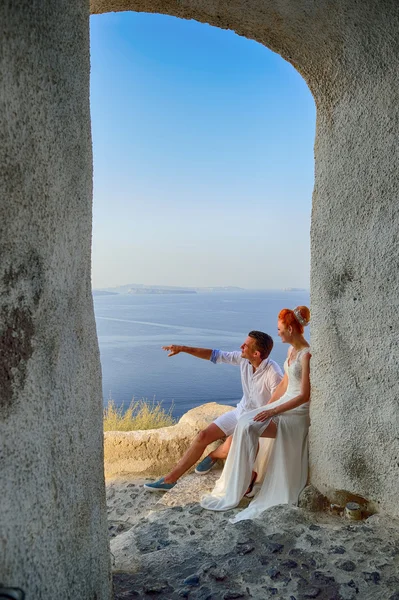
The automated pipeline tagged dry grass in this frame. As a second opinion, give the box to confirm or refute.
[103,398,175,431]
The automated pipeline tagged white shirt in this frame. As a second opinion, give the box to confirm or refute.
[210,350,283,416]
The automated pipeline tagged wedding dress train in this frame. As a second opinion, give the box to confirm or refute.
[200,347,310,522]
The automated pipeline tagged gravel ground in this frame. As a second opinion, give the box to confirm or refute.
[107,475,399,600]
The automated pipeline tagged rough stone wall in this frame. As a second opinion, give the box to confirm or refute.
[91,0,399,515]
[310,8,399,513]
[0,2,111,598]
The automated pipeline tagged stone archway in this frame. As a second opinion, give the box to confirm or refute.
[1,1,398,598]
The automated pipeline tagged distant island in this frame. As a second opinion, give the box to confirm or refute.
[93,284,245,295]
[128,287,196,295]
[92,284,308,295]
[92,290,119,296]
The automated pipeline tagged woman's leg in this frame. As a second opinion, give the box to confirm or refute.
[245,422,277,493]
[260,420,278,438]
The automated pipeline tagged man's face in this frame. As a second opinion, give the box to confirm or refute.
[241,336,259,360]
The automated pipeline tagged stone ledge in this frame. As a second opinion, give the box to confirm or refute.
[104,402,234,479]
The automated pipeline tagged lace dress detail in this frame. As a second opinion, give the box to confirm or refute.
[200,347,310,522]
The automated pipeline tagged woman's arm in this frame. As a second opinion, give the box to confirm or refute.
[265,348,291,404]
[254,353,311,422]
[267,373,288,404]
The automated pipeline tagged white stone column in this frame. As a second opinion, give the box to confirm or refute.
[310,35,399,514]
[0,1,111,597]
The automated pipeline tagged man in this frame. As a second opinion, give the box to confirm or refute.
[144,330,283,491]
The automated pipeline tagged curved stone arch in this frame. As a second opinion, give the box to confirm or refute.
[90,0,339,101]
[1,1,398,598]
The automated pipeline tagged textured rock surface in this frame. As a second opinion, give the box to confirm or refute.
[0,1,111,598]
[105,403,233,478]
[109,478,399,599]
[299,485,329,512]
[157,471,224,508]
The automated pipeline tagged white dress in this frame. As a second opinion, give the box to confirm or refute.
[200,347,310,522]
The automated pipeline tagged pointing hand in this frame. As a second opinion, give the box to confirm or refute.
[162,345,182,357]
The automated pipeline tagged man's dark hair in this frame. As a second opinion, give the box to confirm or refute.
[248,330,274,359]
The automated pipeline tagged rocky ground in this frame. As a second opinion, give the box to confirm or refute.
[107,472,399,600]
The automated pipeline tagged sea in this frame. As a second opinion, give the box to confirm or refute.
[94,290,310,419]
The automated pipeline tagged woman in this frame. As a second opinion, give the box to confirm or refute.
[200,306,311,523]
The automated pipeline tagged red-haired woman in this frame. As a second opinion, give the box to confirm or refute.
[201,306,311,522]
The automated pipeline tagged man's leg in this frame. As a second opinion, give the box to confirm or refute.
[208,435,233,460]
[163,423,225,483]
[207,415,276,463]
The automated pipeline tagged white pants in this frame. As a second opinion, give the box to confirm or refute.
[212,407,241,436]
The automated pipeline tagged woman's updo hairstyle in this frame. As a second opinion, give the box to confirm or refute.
[278,305,310,334]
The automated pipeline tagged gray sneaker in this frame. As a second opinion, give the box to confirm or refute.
[143,477,176,492]
[195,455,217,475]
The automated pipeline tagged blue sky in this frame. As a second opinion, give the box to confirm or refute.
[90,12,315,289]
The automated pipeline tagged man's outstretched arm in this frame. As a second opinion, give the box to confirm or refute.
[162,345,212,360]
